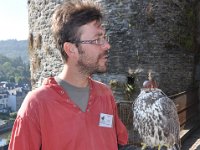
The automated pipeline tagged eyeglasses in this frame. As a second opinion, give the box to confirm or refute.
[74,35,109,46]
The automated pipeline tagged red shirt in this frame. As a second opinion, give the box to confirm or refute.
[9,77,128,150]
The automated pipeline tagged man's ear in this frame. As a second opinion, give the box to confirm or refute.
[63,42,75,55]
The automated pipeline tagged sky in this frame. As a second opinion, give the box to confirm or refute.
[0,0,28,41]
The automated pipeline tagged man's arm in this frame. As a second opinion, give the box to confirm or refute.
[9,92,41,150]
[9,115,41,150]
[111,96,128,145]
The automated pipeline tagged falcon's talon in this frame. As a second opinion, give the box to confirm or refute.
[163,144,169,149]
[141,143,147,150]
[158,145,161,150]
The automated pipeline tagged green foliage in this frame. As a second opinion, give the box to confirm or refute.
[124,83,135,100]
[9,76,15,83]
[0,54,30,85]
[109,80,120,90]
[0,113,10,120]
[109,78,136,101]
[178,5,196,51]
[9,112,17,119]
[6,132,11,144]
[0,55,10,64]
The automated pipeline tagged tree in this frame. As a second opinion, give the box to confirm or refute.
[9,76,15,83]
[0,55,30,85]
[10,112,17,119]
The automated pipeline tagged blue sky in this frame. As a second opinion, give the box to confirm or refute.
[0,0,28,40]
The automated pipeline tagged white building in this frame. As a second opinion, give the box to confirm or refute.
[7,88,26,112]
[0,94,8,113]
[8,95,16,112]
[0,84,28,112]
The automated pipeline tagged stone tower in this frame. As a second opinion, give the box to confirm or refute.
[28,0,199,101]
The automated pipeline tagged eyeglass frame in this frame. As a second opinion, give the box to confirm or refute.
[72,35,109,46]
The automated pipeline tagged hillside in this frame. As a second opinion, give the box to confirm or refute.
[0,40,28,63]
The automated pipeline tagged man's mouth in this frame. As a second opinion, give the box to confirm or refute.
[102,51,109,59]
[103,55,108,59]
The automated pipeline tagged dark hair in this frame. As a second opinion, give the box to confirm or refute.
[51,0,103,62]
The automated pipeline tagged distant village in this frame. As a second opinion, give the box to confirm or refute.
[0,81,30,114]
[0,81,31,147]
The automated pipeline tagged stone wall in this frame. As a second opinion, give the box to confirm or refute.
[28,0,198,101]
[28,0,63,88]
[195,1,200,114]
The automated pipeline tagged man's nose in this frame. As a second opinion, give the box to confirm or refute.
[102,41,111,50]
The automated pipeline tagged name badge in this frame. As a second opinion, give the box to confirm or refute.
[99,113,113,128]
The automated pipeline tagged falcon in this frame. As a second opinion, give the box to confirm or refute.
[132,80,180,150]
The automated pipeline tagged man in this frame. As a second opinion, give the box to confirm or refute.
[8,0,128,150]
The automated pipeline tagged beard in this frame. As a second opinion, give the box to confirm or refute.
[77,46,109,75]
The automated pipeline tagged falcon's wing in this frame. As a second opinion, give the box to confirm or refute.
[157,96,180,144]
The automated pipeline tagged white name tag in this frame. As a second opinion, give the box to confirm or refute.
[99,113,113,128]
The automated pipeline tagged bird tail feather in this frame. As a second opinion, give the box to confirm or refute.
[172,143,180,150]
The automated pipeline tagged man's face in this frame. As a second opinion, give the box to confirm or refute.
[76,20,111,75]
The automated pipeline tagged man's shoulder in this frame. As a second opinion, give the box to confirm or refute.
[28,85,51,97]
[90,78,113,94]
[90,78,109,88]
[17,79,56,117]
[24,77,58,102]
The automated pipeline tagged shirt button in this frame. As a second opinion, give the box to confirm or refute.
[60,90,64,94]
[87,109,90,112]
